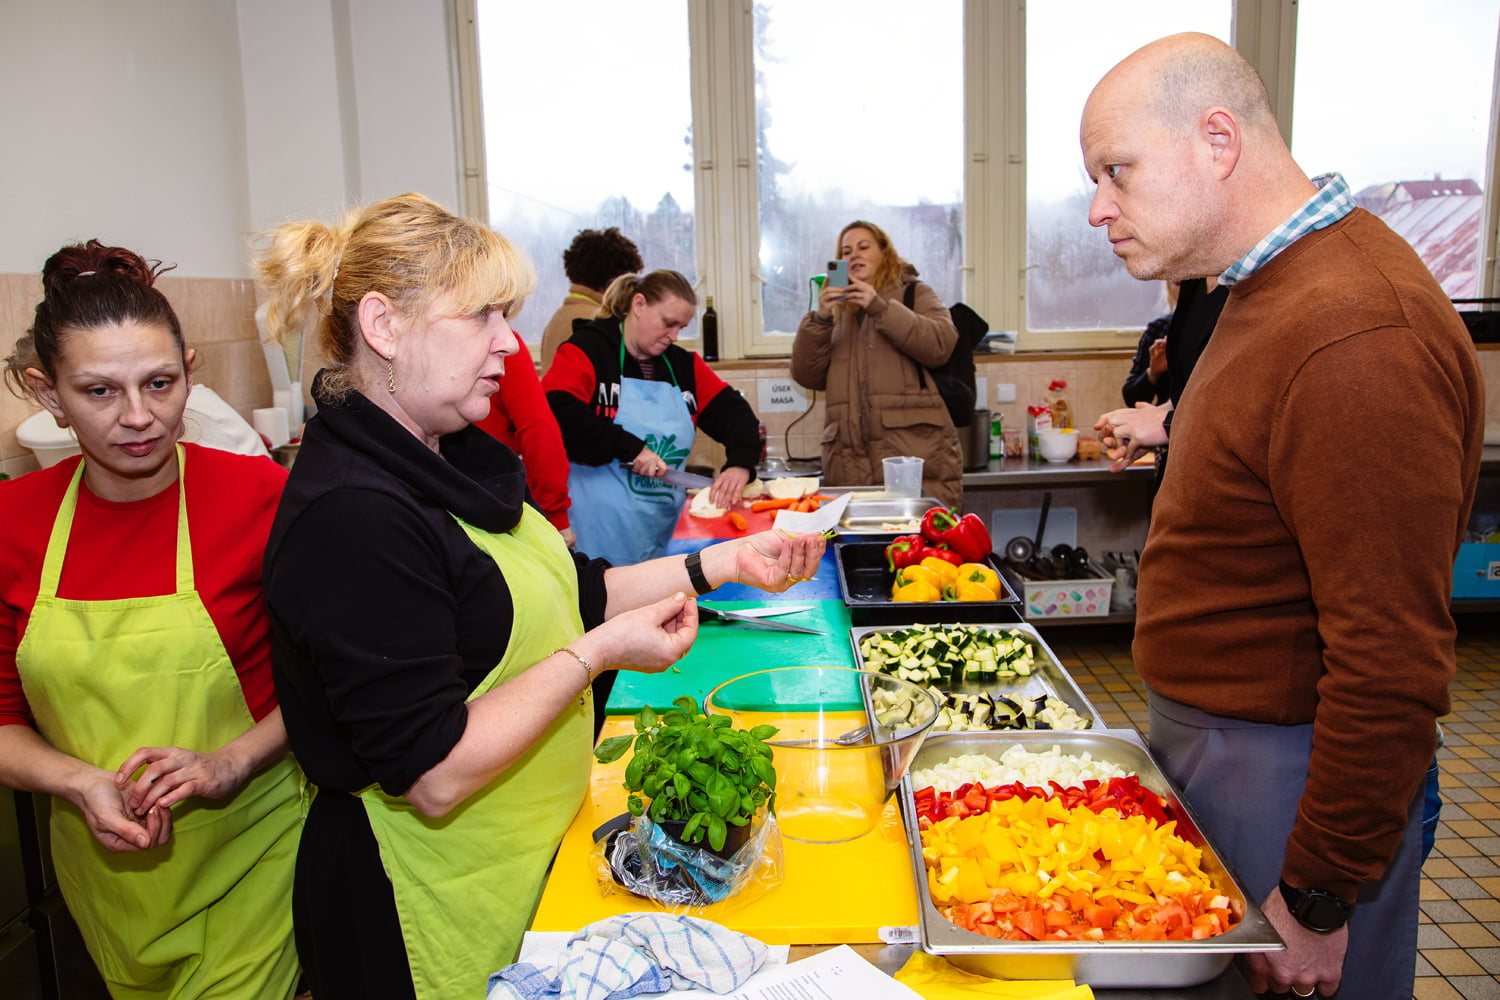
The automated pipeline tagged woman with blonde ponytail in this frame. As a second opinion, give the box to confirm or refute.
[542,269,761,568]
[253,195,824,1000]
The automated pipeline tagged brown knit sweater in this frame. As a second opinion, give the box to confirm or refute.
[1134,208,1485,898]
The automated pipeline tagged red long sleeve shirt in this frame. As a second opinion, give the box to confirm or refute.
[474,338,572,530]
[0,444,286,728]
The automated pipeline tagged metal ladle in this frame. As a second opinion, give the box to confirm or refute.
[1004,491,1052,569]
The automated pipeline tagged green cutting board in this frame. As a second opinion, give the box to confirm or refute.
[605,599,855,714]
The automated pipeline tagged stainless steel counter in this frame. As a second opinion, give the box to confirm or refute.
[963,454,1155,487]
[964,443,1499,487]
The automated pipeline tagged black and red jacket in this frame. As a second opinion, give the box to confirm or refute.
[541,316,760,475]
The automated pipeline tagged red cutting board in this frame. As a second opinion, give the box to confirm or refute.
[530,718,921,943]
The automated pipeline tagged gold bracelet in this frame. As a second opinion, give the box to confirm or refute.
[554,647,593,706]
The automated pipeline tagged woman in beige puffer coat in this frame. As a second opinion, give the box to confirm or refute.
[790,220,964,510]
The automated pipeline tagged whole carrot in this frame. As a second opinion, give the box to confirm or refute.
[750,498,797,512]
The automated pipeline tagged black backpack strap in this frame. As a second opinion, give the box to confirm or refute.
[905,283,928,390]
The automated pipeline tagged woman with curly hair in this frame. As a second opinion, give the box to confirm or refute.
[538,226,643,368]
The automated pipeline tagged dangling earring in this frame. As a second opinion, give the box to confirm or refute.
[385,354,396,393]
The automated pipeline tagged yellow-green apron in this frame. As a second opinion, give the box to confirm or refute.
[357,504,592,1000]
[14,447,305,999]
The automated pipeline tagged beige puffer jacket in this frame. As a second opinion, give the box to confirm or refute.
[790,265,964,509]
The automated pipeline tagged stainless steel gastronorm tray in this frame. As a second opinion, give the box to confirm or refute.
[849,621,1100,731]
[897,730,1282,988]
[836,496,942,538]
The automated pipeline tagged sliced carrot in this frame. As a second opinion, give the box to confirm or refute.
[727,511,748,531]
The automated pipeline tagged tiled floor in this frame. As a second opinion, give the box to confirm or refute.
[1037,615,1500,1000]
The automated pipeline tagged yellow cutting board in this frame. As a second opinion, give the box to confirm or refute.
[530,718,921,943]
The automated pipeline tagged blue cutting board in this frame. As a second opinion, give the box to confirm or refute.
[662,540,843,601]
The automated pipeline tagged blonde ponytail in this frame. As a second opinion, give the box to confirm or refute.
[599,270,696,320]
[253,193,534,403]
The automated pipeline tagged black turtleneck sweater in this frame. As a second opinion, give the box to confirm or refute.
[263,376,610,797]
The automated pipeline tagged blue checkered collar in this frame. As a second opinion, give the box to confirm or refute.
[1218,173,1355,286]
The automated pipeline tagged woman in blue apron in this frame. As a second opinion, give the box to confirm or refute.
[542,270,762,568]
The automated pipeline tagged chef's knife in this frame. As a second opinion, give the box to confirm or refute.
[619,463,714,491]
[706,604,815,618]
[697,605,825,634]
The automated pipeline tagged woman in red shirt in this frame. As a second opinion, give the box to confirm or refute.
[0,241,303,999]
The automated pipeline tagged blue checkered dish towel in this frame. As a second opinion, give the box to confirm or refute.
[486,912,769,1000]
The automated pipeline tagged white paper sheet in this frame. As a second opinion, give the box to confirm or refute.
[771,492,853,536]
[673,944,922,999]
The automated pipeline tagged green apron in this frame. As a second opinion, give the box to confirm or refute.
[14,447,305,999]
[357,504,592,1000]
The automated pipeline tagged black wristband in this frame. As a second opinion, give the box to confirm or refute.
[684,551,713,596]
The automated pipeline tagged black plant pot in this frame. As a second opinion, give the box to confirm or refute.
[657,817,753,860]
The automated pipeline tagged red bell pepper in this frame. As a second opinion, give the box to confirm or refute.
[919,508,994,563]
[922,545,963,566]
[884,534,929,572]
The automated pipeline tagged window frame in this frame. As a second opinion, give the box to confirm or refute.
[455,0,1500,359]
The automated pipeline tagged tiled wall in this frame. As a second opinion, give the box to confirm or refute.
[0,274,264,479]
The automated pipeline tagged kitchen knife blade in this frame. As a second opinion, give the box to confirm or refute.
[619,463,714,491]
[697,605,825,634]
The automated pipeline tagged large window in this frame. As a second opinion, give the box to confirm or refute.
[752,1,964,336]
[1291,0,1497,296]
[1025,2,1233,333]
[474,1,695,346]
[466,0,1500,357]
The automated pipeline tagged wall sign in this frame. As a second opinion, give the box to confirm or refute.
[758,379,809,413]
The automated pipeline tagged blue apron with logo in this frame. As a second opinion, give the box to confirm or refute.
[568,340,696,566]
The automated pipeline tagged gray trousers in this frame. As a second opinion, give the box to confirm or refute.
[1149,692,1424,1000]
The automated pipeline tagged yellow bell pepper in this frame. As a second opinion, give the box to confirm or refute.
[949,579,1000,601]
[892,579,942,603]
[955,562,1002,598]
[895,564,943,591]
[919,556,960,585]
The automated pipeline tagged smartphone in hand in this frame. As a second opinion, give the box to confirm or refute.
[827,259,849,288]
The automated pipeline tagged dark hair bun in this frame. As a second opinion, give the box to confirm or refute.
[42,239,174,298]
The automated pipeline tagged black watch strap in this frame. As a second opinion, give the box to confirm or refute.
[684,551,713,596]
[1279,880,1352,933]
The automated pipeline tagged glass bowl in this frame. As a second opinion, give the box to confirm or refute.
[704,666,939,844]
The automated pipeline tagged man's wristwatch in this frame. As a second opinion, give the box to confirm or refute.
[1279,880,1352,932]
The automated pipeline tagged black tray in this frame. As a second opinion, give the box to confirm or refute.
[834,541,1021,625]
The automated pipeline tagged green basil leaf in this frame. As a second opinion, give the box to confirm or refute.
[623,755,645,789]
[748,724,779,741]
[708,815,727,852]
[593,734,634,763]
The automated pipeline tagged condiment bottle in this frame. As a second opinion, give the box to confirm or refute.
[989,413,1002,459]
[701,296,719,362]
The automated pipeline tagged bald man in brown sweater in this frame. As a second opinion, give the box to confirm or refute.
[1082,33,1484,1000]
